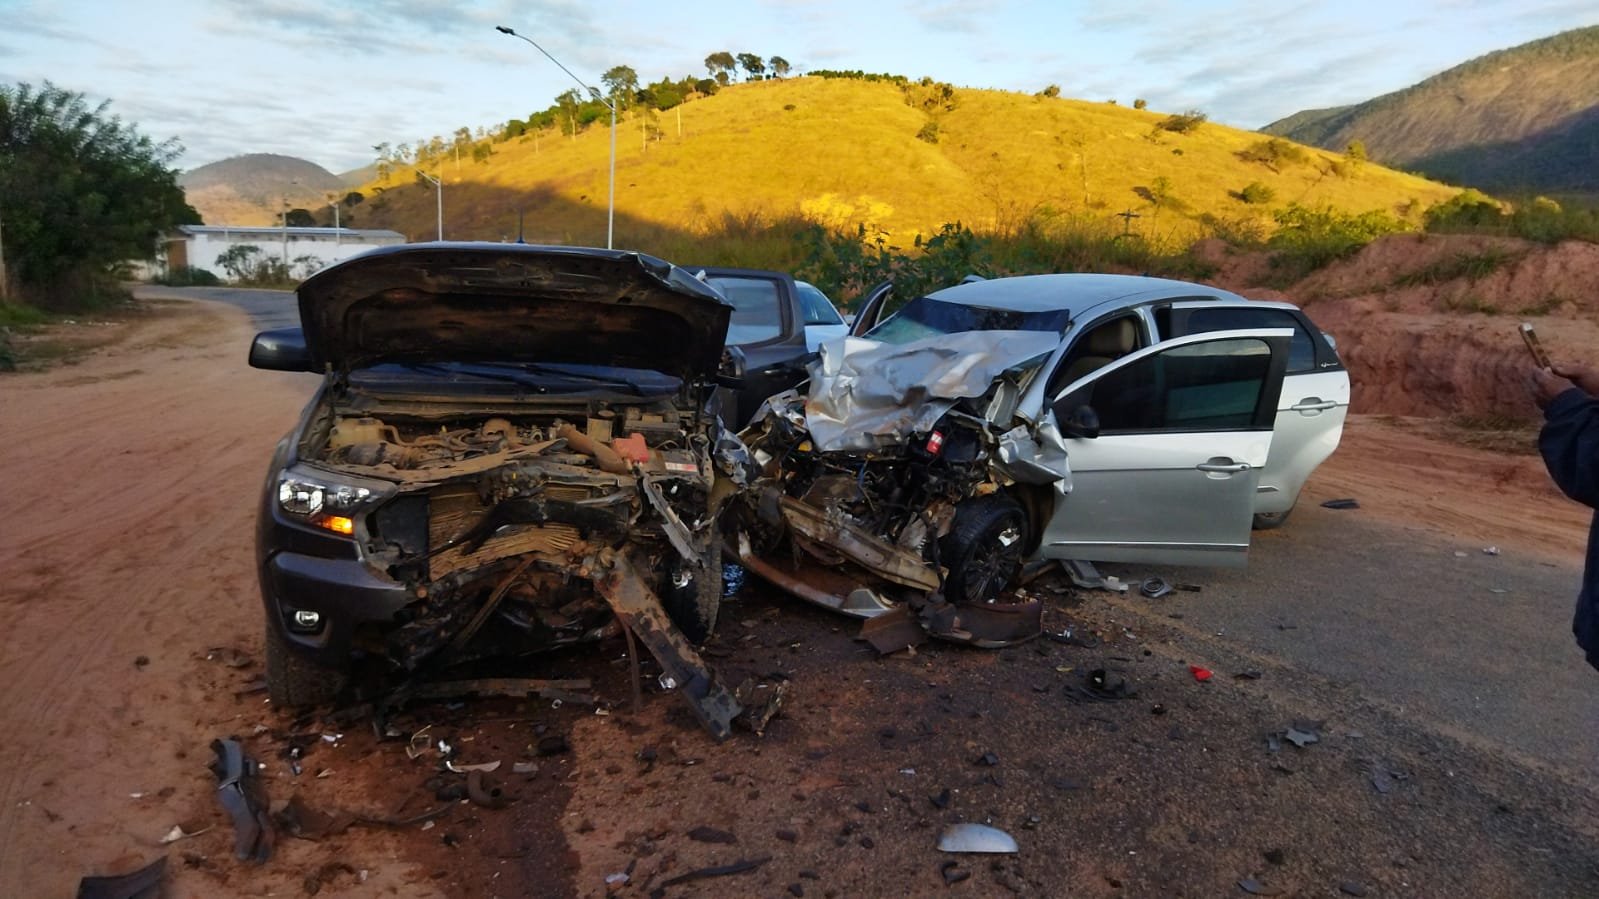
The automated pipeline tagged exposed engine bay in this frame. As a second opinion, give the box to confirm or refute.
[727,385,1049,652]
[300,394,753,738]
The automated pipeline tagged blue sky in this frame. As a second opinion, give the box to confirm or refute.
[3,0,1595,174]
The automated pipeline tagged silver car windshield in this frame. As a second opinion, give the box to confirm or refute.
[866,297,1071,345]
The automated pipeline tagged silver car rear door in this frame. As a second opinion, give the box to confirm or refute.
[1164,302,1349,515]
[1039,328,1293,567]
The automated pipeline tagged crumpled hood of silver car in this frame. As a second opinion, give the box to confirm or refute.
[803,331,1059,452]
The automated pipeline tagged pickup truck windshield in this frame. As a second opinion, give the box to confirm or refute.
[866,297,1072,346]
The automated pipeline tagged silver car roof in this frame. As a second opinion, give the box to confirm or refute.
[924,273,1253,316]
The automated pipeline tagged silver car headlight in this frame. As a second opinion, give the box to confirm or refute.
[276,465,394,536]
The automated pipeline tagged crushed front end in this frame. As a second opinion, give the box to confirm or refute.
[724,331,1067,649]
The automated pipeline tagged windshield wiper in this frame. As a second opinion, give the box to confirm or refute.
[397,363,648,395]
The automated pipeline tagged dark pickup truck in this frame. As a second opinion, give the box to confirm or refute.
[691,267,848,428]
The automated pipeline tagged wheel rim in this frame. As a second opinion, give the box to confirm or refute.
[964,519,1024,603]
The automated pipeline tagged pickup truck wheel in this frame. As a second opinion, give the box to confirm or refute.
[941,495,1029,605]
[661,543,722,645]
[264,618,346,709]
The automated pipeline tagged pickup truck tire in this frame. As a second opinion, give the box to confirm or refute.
[264,618,347,708]
[661,543,722,644]
[941,495,1029,605]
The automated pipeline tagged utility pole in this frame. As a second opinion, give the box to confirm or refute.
[418,172,443,240]
[1116,209,1141,237]
[281,198,290,264]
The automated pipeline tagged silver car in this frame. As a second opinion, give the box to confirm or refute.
[851,274,1349,531]
[726,273,1345,646]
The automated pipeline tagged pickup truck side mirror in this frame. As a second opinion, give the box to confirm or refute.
[717,345,747,389]
[249,328,315,372]
[1060,405,1100,439]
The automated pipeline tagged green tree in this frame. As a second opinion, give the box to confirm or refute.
[284,208,316,227]
[0,81,200,308]
[1345,139,1368,164]
[1133,98,1148,110]
[705,52,736,79]
[1038,84,1061,98]
[601,65,639,107]
[768,56,791,78]
[736,52,766,80]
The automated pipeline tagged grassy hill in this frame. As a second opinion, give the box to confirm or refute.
[179,153,344,226]
[350,77,1458,262]
[1263,26,1599,195]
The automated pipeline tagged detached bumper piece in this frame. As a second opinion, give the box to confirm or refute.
[591,551,742,741]
[210,737,274,863]
[858,594,1043,654]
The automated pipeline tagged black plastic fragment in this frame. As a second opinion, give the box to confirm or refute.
[1321,498,1360,509]
[210,737,273,863]
[658,856,770,888]
[76,856,166,899]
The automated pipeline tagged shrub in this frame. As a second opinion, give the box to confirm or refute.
[154,266,221,286]
[1393,249,1519,287]
[1133,98,1148,110]
[1423,189,1504,231]
[1266,203,1409,283]
[1038,84,1060,99]
[916,121,940,144]
[1237,182,1275,204]
[1236,138,1308,172]
[1155,110,1206,134]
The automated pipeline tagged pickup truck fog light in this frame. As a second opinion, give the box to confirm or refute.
[289,609,322,632]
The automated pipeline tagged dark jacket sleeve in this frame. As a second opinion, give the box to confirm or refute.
[1540,388,1599,509]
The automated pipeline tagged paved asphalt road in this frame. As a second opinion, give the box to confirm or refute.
[1100,502,1598,786]
[152,285,1599,789]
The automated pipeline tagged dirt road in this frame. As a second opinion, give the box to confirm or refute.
[2,293,1597,897]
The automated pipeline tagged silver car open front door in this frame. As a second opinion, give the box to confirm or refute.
[1040,328,1293,567]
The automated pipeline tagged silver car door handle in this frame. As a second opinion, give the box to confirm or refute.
[1290,399,1337,413]
[1196,459,1251,473]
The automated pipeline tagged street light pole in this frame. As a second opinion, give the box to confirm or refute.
[496,25,616,249]
[418,172,443,241]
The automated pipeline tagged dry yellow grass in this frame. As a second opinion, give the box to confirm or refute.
[355,77,1462,251]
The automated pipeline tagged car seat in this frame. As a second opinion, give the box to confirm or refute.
[1059,318,1137,385]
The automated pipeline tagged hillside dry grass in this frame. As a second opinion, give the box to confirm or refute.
[354,77,1459,261]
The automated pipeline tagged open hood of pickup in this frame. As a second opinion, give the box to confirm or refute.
[296,243,733,380]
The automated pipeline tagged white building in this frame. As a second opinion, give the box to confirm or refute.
[162,225,406,278]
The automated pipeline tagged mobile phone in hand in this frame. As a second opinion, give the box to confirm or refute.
[1520,322,1553,370]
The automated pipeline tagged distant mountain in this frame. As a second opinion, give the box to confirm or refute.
[337,163,378,188]
[1263,26,1599,195]
[179,153,344,225]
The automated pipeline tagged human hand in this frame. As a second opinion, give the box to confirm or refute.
[1533,366,1577,409]
[1552,364,1599,397]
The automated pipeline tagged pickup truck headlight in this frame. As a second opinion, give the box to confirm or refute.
[276,465,394,536]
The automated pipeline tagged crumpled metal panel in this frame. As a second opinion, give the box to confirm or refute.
[803,331,1060,452]
[993,417,1071,490]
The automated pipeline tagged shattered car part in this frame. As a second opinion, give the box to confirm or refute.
[210,738,274,863]
[937,822,1019,854]
[1140,576,1172,598]
[659,856,772,888]
[76,856,166,899]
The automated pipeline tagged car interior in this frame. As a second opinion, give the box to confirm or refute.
[1053,315,1141,390]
